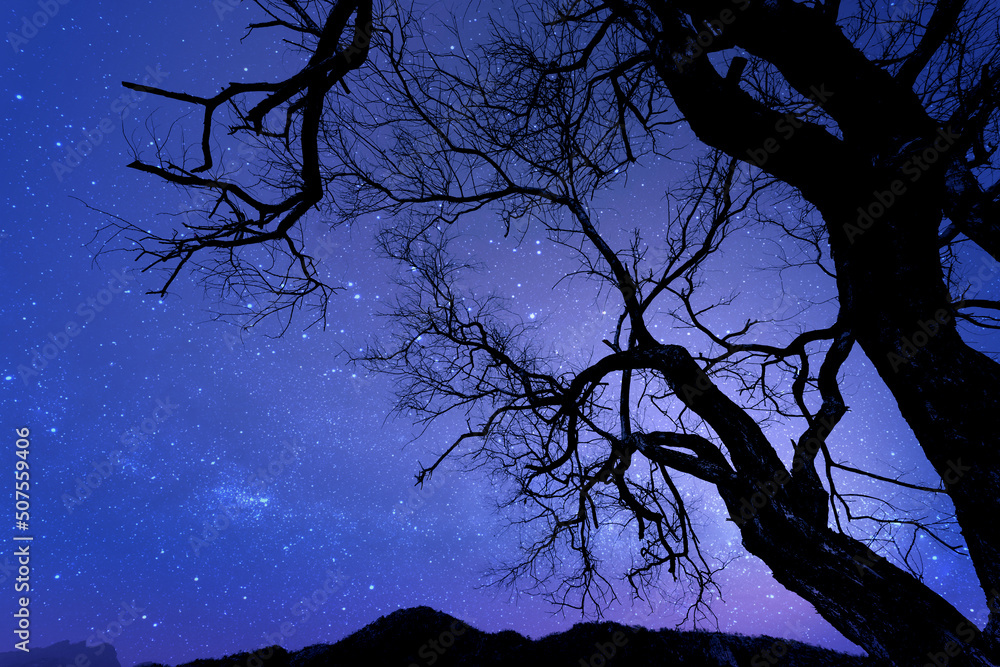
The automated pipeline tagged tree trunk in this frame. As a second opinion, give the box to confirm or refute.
[646,340,1000,665]
[613,6,1000,650]
[725,485,1000,666]
[817,177,1000,658]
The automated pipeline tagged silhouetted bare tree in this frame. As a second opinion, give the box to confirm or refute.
[102,1,1000,664]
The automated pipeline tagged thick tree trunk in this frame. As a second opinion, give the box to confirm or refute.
[646,342,1000,665]
[817,179,1000,659]
[727,496,999,666]
[606,0,1000,655]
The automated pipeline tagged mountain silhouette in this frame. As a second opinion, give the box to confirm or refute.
[0,640,119,667]
[130,606,870,667]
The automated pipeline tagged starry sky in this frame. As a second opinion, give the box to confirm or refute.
[2,1,998,665]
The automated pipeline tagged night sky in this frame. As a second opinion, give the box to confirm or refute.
[2,1,998,665]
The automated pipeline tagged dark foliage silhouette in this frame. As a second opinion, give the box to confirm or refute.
[132,606,867,667]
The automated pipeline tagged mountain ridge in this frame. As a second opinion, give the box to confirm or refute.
[0,639,119,667]
[128,605,871,667]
